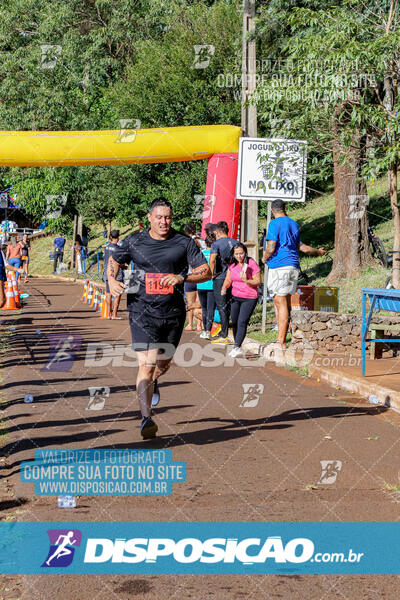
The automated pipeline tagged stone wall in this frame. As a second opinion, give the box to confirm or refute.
[290,311,400,353]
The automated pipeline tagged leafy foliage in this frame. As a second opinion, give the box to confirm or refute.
[0,0,241,232]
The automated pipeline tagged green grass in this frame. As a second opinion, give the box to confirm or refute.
[286,364,309,377]
[27,176,395,315]
[384,481,400,494]
[28,223,132,280]
[247,328,292,346]
[259,175,395,315]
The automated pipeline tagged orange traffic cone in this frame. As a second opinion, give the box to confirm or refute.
[100,293,110,319]
[90,285,97,308]
[92,288,100,311]
[10,272,21,308]
[1,282,18,311]
[97,289,104,312]
[81,280,88,302]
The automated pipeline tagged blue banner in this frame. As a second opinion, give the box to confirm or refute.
[0,522,399,574]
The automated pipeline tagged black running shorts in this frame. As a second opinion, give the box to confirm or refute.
[129,311,186,353]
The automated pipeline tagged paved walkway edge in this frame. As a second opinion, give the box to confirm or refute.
[240,335,400,414]
[27,276,400,415]
[308,363,400,413]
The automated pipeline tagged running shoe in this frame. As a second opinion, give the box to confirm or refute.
[199,331,210,339]
[210,336,230,345]
[184,324,193,331]
[151,379,160,407]
[196,322,202,332]
[141,416,158,439]
[229,346,243,358]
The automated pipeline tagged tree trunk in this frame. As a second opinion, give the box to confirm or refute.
[71,214,78,269]
[389,161,400,287]
[327,129,371,282]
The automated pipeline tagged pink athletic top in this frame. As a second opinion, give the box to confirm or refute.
[229,258,260,299]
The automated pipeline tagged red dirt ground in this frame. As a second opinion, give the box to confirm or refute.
[1,279,399,599]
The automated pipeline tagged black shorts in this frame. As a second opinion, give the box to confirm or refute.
[129,311,186,354]
[184,282,197,293]
[105,279,123,294]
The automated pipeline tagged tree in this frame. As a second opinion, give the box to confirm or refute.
[0,1,243,231]
[257,0,400,284]
[255,0,374,280]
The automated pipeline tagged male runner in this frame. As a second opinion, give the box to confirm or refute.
[108,198,211,439]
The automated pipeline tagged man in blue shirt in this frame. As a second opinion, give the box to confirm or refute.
[262,199,326,348]
[53,234,66,274]
[209,221,236,344]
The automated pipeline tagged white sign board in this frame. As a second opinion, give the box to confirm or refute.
[236,137,307,202]
[0,193,8,208]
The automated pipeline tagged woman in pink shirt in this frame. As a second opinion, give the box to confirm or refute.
[221,243,261,358]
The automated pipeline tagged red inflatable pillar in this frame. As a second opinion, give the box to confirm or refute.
[201,152,241,239]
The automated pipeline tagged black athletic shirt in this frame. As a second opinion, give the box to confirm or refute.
[103,242,123,282]
[112,228,207,318]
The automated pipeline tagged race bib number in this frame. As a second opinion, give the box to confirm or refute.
[145,273,174,295]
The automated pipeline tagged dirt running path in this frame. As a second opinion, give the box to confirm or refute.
[1,279,399,599]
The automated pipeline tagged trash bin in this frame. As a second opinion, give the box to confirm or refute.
[314,286,339,312]
[291,285,314,311]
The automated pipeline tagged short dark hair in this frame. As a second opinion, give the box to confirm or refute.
[110,229,120,239]
[184,223,196,236]
[204,223,216,247]
[215,221,229,235]
[271,199,286,213]
[148,198,172,213]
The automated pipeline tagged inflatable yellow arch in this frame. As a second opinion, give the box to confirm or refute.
[0,124,241,167]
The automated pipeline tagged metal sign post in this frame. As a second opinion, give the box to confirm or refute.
[236,137,308,335]
[261,201,272,334]
[240,0,258,261]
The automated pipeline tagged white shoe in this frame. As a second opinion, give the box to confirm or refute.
[229,346,243,358]
[199,331,210,339]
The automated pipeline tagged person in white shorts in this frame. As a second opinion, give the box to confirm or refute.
[262,199,326,349]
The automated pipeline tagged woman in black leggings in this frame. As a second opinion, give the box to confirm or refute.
[221,243,261,358]
[197,229,216,339]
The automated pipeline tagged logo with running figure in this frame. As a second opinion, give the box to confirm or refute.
[318,460,342,485]
[41,529,82,568]
[240,383,264,407]
[43,333,82,372]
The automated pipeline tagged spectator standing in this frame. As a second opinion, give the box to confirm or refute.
[222,243,261,357]
[53,233,66,274]
[103,230,124,319]
[21,233,30,283]
[209,221,236,345]
[74,235,83,274]
[262,199,326,348]
[6,235,23,281]
[183,223,203,331]
[197,229,216,339]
